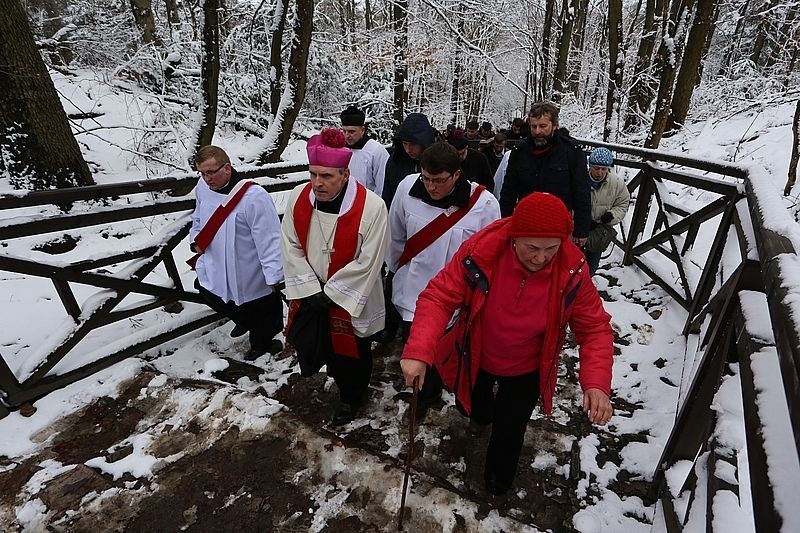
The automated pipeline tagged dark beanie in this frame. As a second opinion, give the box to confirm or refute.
[340,106,366,126]
[447,128,468,150]
[509,193,574,240]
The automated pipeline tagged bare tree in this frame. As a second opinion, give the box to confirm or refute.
[129,0,159,45]
[667,0,719,132]
[270,0,291,117]
[392,0,409,124]
[194,0,220,153]
[541,0,556,98]
[785,100,800,195]
[568,0,589,97]
[749,0,779,66]
[0,0,93,190]
[552,0,576,99]
[604,0,623,141]
[624,0,661,131]
[258,0,314,163]
[645,0,693,148]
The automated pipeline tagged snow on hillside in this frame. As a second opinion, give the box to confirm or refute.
[1,72,798,531]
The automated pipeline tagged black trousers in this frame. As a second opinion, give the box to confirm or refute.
[326,336,373,406]
[470,369,540,495]
[195,280,283,352]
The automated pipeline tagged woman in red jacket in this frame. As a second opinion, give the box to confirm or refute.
[401,192,614,500]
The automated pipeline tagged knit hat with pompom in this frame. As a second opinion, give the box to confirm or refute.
[509,192,574,240]
[307,128,352,168]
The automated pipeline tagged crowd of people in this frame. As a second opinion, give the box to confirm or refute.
[188,101,630,504]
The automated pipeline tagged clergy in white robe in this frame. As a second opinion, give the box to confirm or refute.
[190,145,284,360]
[386,142,500,420]
[340,105,390,196]
[281,128,389,425]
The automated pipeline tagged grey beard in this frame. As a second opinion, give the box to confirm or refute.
[532,136,550,148]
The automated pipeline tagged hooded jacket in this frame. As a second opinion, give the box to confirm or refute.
[381,113,436,207]
[401,218,613,414]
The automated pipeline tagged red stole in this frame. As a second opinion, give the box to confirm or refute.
[187,180,256,269]
[287,181,367,358]
[396,185,486,269]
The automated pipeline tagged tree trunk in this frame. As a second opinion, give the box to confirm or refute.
[766,3,800,68]
[645,0,691,148]
[552,0,575,100]
[194,0,220,153]
[624,0,661,131]
[392,0,408,124]
[364,0,373,31]
[604,0,623,141]
[129,0,159,45]
[165,0,181,24]
[667,0,718,131]
[540,0,556,99]
[0,0,93,190]
[257,0,313,163]
[449,14,465,125]
[749,0,778,66]
[719,0,750,74]
[785,100,800,195]
[270,0,290,118]
[568,0,589,97]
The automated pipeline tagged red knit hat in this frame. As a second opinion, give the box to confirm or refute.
[509,192,574,239]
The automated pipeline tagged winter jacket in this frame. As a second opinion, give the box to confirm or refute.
[590,170,630,224]
[460,148,495,192]
[402,218,613,415]
[381,113,436,207]
[498,133,591,238]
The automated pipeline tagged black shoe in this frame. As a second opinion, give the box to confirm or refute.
[266,339,283,355]
[332,402,356,425]
[244,347,266,361]
[230,324,248,338]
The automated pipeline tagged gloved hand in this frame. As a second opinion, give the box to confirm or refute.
[600,211,613,224]
[303,291,333,313]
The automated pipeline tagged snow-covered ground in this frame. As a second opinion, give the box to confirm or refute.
[1,73,799,531]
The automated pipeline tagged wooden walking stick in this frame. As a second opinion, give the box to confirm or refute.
[397,375,420,531]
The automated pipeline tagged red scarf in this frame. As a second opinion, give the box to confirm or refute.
[287,181,367,358]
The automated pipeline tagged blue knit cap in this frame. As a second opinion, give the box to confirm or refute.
[588,147,614,168]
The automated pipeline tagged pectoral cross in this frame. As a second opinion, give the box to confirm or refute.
[322,245,335,259]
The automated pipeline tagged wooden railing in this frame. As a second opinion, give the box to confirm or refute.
[0,163,307,418]
[577,138,799,532]
[1,141,798,530]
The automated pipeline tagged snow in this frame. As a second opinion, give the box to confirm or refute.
[2,64,800,531]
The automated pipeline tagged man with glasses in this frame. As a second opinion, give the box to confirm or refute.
[340,105,389,196]
[190,145,284,360]
[387,142,499,422]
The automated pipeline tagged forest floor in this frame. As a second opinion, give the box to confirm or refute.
[0,271,663,532]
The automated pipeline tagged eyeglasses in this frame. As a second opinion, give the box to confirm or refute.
[419,172,454,185]
[198,162,227,178]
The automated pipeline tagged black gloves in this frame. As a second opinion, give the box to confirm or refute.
[303,291,334,313]
[600,211,614,224]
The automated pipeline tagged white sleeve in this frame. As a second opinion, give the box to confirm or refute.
[492,151,511,200]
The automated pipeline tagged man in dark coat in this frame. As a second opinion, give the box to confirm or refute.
[381,113,436,208]
[481,133,508,177]
[498,102,591,246]
[448,128,495,193]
